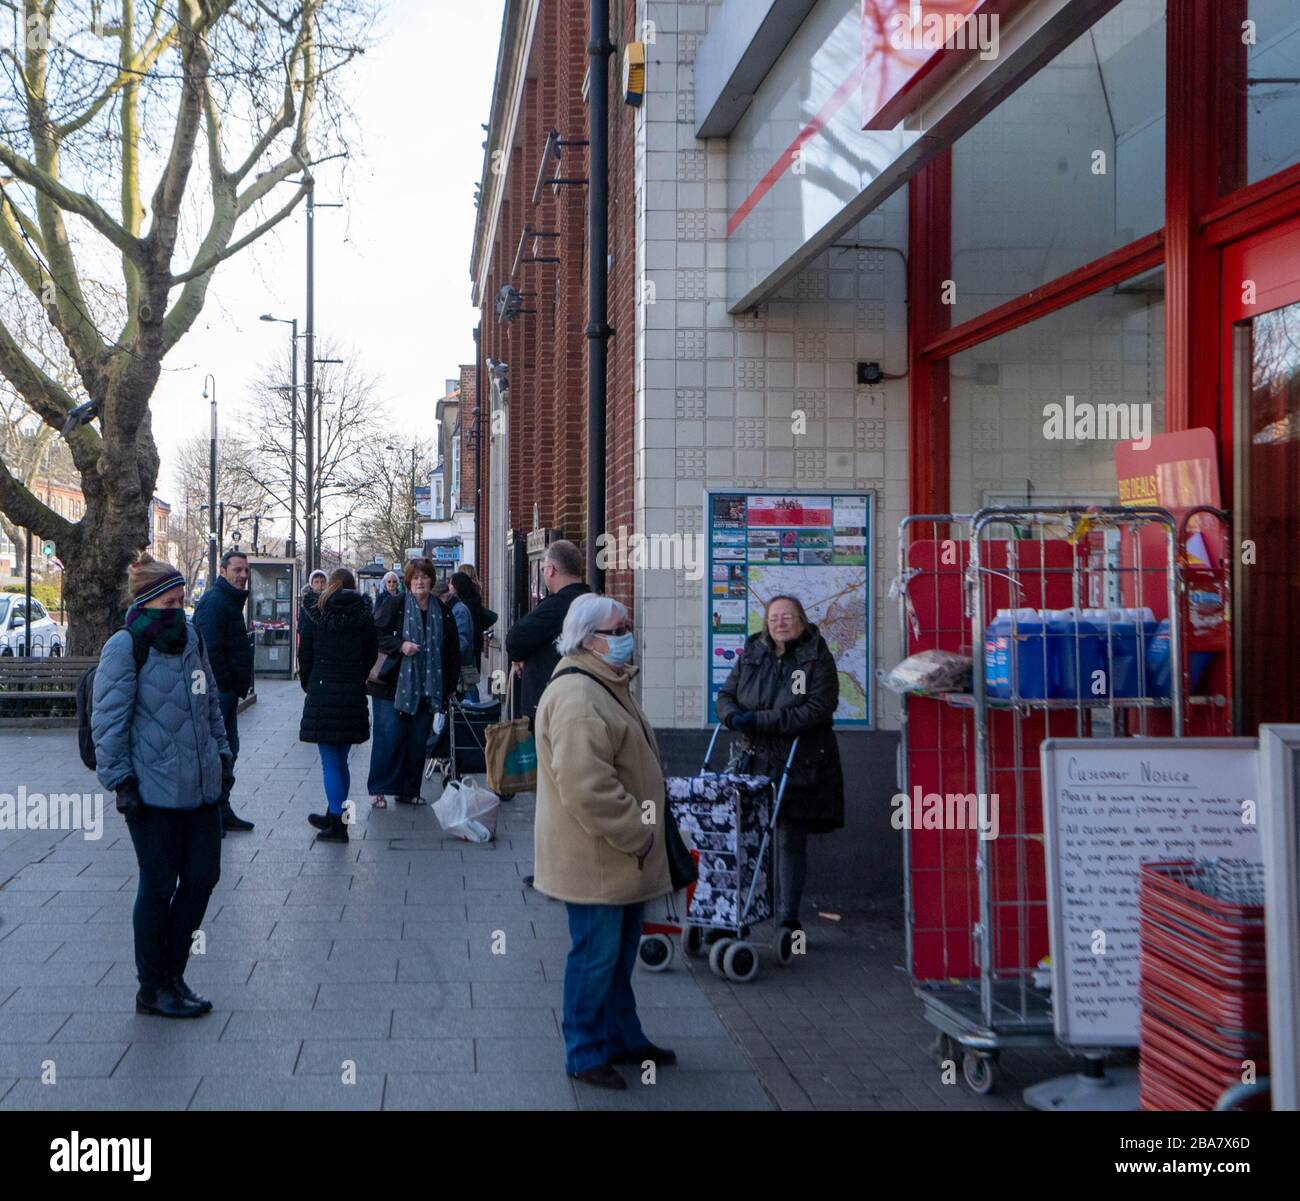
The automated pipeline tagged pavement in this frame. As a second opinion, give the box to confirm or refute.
[0,679,1072,1110]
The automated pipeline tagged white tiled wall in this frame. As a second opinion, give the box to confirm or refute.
[633,0,911,732]
[949,286,1165,512]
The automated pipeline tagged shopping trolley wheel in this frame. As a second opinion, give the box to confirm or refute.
[681,924,705,959]
[708,938,733,978]
[722,940,759,983]
[638,934,674,973]
[962,1050,995,1095]
[775,927,796,965]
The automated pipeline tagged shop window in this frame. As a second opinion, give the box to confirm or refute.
[1247,0,1300,185]
[950,0,1166,327]
[948,271,1165,514]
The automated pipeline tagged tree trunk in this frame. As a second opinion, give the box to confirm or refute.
[62,486,153,657]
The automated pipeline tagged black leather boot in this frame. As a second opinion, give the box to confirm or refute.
[221,804,254,832]
[136,983,205,1019]
[172,975,213,1014]
[307,810,331,831]
[316,812,349,843]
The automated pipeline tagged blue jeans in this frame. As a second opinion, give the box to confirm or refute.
[367,696,433,798]
[318,743,352,816]
[562,901,649,1074]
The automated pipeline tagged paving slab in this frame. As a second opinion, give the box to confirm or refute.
[0,678,1054,1112]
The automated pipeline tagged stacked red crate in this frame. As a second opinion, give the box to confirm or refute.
[1138,860,1268,1110]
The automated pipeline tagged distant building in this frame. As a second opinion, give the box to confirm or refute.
[420,369,477,578]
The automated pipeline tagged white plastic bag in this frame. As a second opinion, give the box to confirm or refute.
[880,648,972,695]
[432,776,500,844]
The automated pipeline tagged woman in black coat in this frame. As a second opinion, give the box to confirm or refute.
[299,568,378,842]
[715,594,845,934]
[365,558,460,807]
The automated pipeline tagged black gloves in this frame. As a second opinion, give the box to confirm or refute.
[727,710,758,732]
[115,779,143,817]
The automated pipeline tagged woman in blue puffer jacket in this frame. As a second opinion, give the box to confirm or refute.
[92,553,232,1020]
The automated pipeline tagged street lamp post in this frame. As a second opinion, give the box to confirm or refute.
[260,315,299,561]
[301,179,343,576]
[203,374,217,587]
[313,357,344,569]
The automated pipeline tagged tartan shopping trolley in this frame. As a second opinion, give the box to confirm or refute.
[649,724,801,984]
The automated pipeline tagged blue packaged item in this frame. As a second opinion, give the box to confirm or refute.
[985,609,1053,699]
[1146,620,1213,699]
[1080,608,1157,698]
[1048,609,1105,700]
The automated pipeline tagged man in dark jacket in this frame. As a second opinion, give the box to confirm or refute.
[505,539,591,725]
[192,549,255,832]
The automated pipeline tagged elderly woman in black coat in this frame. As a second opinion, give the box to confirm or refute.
[715,594,845,936]
[299,568,378,842]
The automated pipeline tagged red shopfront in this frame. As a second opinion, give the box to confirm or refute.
[904,0,1300,735]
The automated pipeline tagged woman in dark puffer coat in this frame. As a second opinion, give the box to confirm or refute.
[715,594,845,936]
[299,568,378,842]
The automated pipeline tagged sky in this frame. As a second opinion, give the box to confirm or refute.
[147,0,505,540]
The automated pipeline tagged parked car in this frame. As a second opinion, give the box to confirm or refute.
[0,595,65,657]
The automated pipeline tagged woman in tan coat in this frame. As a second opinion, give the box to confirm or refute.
[534,594,674,1090]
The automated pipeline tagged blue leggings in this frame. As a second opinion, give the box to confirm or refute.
[318,743,353,816]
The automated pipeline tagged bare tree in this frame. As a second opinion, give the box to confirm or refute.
[233,338,381,560]
[351,436,435,567]
[0,0,372,652]
[169,429,262,590]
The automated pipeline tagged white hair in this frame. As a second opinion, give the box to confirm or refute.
[556,594,628,658]
[381,571,400,587]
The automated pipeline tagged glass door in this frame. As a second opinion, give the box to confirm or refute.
[1227,220,1300,731]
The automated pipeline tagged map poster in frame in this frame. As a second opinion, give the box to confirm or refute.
[705,490,872,729]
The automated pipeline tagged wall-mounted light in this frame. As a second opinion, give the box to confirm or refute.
[623,42,646,107]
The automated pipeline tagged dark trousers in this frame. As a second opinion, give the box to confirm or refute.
[777,819,810,924]
[218,691,240,812]
[367,696,433,798]
[561,902,649,1074]
[125,803,222,989]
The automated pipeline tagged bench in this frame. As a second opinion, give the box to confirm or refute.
[0,656,97,703]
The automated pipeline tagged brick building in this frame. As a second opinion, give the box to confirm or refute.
[470,0,1300,912]
[472,0,640,618]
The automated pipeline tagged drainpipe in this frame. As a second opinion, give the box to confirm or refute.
[474,323,484,585]
[586,0,611,592]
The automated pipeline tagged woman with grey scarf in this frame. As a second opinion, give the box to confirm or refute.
[365,558,460,806]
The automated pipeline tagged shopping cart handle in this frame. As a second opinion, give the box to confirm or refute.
[702,722,800,781]
[702,723,724,773]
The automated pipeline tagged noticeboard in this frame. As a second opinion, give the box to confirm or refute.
[1040,738,1262,1049]
[705,490,871,728]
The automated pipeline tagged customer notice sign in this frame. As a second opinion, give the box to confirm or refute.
[1040,738,1262,1048]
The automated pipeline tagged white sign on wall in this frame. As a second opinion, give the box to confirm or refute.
[1040,738,1262,1049]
